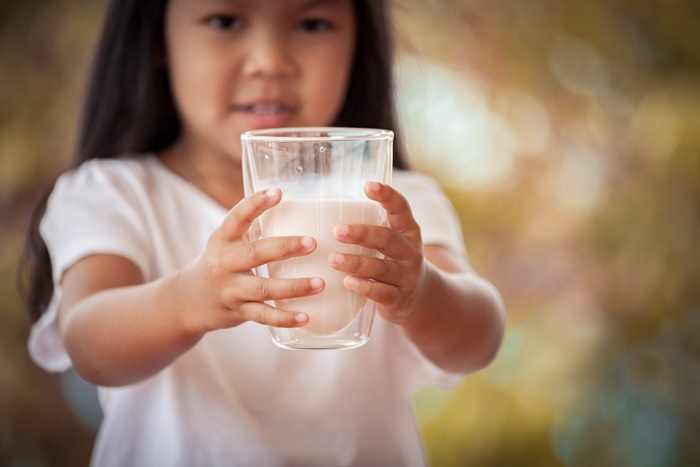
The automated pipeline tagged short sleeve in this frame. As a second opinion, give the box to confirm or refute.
[380,171,469,389]
[28,161,152,372]
[393,170,467,258]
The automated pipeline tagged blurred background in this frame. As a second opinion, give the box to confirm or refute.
[1,0,699,465]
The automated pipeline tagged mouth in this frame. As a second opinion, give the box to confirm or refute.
[235,103,293,116]
[233,101,295,129]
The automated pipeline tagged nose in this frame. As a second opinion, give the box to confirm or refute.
[242,32,295,79]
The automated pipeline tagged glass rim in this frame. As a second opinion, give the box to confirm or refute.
[241,127,394,142]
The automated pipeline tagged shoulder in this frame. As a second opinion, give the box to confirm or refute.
[392,169,467,255]
[46,153,162,217]
[50,154,166,207]
[392,169,443,193]
[42,155,160,280]
[391,169,452,213]
[56,154,158,189]
[45,155,166,233]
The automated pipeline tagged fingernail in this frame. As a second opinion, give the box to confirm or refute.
[344,275,359,289]
[265,187,279,199]
[295,313,309,324]
[300,236,315,250]
[309,277,324,290]
[366,181,380,193]
[335,224,349,237]
[329,252,344,265]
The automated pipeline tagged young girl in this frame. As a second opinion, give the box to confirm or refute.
[22,0,505,465]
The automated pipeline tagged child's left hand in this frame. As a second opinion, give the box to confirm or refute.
[329,181,428,324]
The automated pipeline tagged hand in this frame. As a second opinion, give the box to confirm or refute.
[328,182,427,324]
[179,188,324,333]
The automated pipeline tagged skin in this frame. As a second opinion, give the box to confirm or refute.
[161,0,356,206]
[58,0,505,386]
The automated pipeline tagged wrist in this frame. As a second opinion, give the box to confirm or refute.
[164,268,208,343]
[397,260,441,331]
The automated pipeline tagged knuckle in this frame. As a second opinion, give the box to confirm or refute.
[235,302,250,321]
[296,279,311,294]
[220,289,234,307]
[221,287,242,310]
[288,280,302,296]
[256,280,272,300]
[358,278,372,296]
[359,224,371,239]
[253,190,265,204]
[282,237,295,252]
[380,260,392,278]
[229,205,247,225]
[289,279,308,298]
[346,255,359,272]
[207,256,226,279]
[245,241,262,262]
[389,228,402,244]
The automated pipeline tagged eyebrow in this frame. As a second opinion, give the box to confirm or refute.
[200,0,343,4]
[298,0,345,9]
[202,0,344,9]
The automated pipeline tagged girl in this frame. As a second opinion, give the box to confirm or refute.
[21,0,505,465]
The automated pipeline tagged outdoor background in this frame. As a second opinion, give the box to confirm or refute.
[1,0,699,466]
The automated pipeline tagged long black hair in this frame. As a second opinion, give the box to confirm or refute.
[19,0,408,323]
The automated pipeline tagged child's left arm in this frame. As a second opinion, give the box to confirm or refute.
[329,182,505,374]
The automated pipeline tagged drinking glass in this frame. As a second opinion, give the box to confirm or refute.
[241,127,393,350]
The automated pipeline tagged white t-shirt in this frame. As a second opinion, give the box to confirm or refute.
[29,155,467,467]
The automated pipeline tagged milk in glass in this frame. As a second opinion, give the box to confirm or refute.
[259,197,381,334]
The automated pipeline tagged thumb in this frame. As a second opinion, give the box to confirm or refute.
[217,188,281,241]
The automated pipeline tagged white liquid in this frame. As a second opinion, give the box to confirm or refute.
[258,198,382,334]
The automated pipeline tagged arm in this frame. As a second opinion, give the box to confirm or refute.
[330,182,505,374]
[59,255,198,387]
[58,188,321,387]
[398,245,505,373]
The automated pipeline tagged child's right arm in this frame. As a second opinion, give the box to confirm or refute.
[57,188,322,387]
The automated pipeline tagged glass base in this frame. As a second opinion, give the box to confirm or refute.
[270,333,369,350]
[269,304,375,350]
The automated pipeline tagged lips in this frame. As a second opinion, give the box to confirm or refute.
[234,101,295,128]
[242,103,291,116]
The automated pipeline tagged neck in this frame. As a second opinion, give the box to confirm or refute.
[160,140,245,210]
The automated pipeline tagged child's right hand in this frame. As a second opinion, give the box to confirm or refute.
[56,187,320,386]
[179,187,322,333]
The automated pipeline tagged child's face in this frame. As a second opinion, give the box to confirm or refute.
[165,0,357,161]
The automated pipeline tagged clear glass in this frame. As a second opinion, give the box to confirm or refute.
[241,127,394,350]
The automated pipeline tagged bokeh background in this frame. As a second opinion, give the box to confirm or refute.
[1,0,699,465]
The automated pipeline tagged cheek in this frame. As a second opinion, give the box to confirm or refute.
[168,46,232,124]
[306,46,355,124]
[167,37,201,116]
[330,74,352,117]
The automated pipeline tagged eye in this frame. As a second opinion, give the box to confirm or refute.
[297,19,332,33]
[207,15,244,31]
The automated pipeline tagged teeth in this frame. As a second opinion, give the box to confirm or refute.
[249,104,287,115]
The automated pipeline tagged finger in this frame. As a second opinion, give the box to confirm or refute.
[223,236,316,270]
[238,301,309,328]
[333,223,416,260]
[342,274,402,308]
[218,188,281,241]
[364,182,421,240]
[328,252,404,287]
[230,275,325,302]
